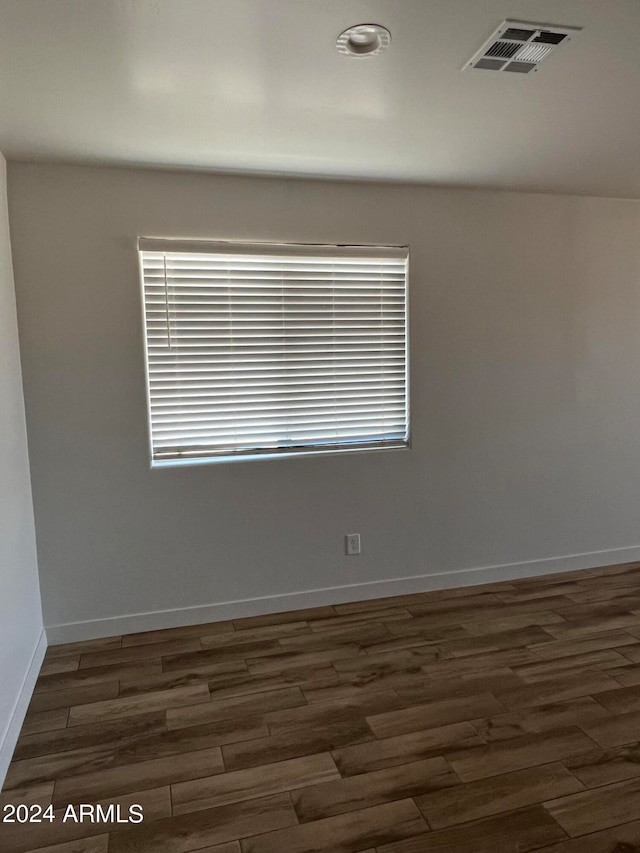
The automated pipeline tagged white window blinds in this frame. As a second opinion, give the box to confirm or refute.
[139,239,409,464]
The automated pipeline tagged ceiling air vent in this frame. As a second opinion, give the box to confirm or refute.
[464,20,581,74]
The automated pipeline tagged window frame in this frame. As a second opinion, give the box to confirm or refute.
[138,238,411,466]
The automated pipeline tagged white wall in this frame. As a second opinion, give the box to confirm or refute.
[0,153,45,785]
[8,162,640,642]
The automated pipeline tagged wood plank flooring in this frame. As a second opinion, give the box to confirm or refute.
[6,563,640,851]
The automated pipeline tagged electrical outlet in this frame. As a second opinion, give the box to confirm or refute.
[345,533,361,555]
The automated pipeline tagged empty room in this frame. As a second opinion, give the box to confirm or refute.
[3,1,640,851]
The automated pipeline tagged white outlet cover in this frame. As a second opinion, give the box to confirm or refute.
[346,534,361,555]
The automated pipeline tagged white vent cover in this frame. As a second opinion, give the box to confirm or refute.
[464,20,581,74]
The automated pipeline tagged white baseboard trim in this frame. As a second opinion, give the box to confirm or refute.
[45,543,640,645]
[0,628,47,788]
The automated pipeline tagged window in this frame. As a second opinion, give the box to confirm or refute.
[139,239,409,464]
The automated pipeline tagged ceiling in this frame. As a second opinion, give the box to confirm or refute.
[1,0,640,198]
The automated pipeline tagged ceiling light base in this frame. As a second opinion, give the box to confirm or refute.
[337,24,391,58]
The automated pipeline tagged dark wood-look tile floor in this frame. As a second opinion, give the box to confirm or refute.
[5,564,640,851]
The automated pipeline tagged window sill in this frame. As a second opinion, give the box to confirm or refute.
[150,441,410,468]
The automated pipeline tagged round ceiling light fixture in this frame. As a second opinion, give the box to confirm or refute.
[336,24,391,58]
